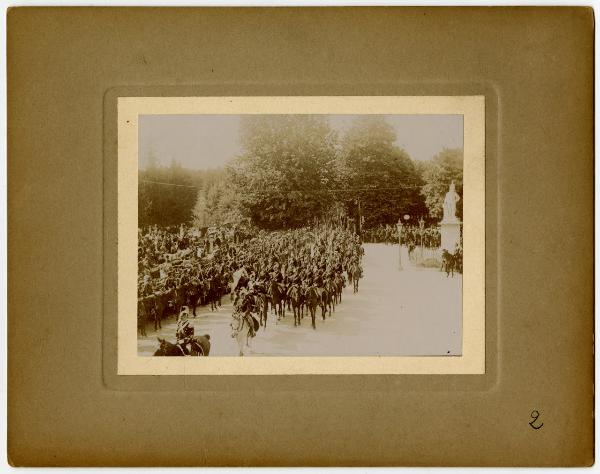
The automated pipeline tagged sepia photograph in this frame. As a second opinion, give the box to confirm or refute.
[136,112,465,357]
[7,6,594,467]
[117,96,484,374]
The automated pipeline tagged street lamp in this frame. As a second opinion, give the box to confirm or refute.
[397,214,410,270]
[418,216,425,261]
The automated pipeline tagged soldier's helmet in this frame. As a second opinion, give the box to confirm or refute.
[179,306,190,321]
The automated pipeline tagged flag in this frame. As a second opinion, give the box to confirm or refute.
[232,267,248,290]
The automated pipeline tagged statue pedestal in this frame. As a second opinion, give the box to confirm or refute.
[440,219,461,252]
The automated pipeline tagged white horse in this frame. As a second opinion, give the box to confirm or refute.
[231,312,256,356]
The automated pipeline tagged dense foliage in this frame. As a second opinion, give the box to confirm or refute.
[138,160,197,227]
[228,115,338,230]
[138,116,463,230]
[337,116,425,228]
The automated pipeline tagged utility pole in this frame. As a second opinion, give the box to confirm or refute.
[397,214,410,270]
[419,216,425,263]
[397,218,403,270]
[357,197,362,238]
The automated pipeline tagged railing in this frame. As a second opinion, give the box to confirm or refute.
[408,246,443,267]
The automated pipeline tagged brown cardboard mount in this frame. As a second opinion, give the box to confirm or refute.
[7,7,594,467]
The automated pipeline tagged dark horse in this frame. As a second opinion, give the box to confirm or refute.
[349,263,362,293]
[268,280,285,320]
[189,334,211,356]
[324,279,337,314]
[209,275,222,311]
[333,273,345,304]
[304,285,320,330]
[257,292,269,329]
[153,338,185,356]
[287,283,303,327]
[319,287,330,320]
[173,286,188,316]
[154,288,175,331]
[153,336,211,356]
[152,290,173,331]
[137,298,147,337]
[187,279,202,317]
[441,250,455,277]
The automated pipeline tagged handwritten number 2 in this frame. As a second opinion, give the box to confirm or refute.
[529,410,543,430]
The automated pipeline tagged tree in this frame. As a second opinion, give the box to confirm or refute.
[192,180,242,227]
[138,159,198,227]
[192,191,209,228]
[420,148,463,220]
[338,116,425,228]
[229,115,338,229]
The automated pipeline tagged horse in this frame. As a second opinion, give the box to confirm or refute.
[187,280,202,317]
[283,281,292,312]
[324,279,336,314]
[334,273,345,304]
[256,292,269,329]
[299,284,307,319]
[153,337,207,356]
[287,283,303,327]
[304,285,320,329]
[137,298,147,337]
[198,279,210,306]
[319,287,330,320]
[153,338,186,356]
[453,248,463,274]
[152,291,171,330]
[173,286,188,316]
[209,275,221,311]
[268,280,285,320]
[231,311,259,356]
[188,334,211,356]
[352,263,362,293]
[441,249,455,277]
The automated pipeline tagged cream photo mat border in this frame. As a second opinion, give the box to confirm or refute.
[117,96,485,375]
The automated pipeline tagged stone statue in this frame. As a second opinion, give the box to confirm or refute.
[442,181,460,222]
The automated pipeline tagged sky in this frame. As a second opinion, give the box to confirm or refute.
[138,114,463,170]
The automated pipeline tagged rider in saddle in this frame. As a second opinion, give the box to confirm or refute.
[314,270,324,289]
[286,272,298,297]
[175,308,195,354]
[235,285,257,338]
[253,272,267,296]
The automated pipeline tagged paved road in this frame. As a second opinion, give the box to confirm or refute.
[138,243,462,356]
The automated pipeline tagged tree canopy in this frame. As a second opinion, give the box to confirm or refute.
[192,180,241,228]
[138,116,463,230]
[138,159,198,227]
[338,116,425,227]
[228,115,338,230]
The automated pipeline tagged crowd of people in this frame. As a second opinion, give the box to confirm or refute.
[361,223,442,249]
[137,224,243,337]
[137,222,364,345]
[228,225,364,340]
[138,218,463,355]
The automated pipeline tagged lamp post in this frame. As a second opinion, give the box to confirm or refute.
[397,214,411,270]
[396,219,403,270]
[419,216,425,261]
